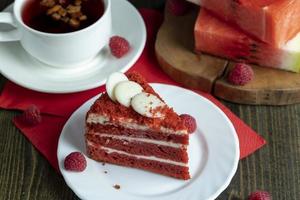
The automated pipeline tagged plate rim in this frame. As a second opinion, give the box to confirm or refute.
[0,0,146,94]
[57,83,240,200]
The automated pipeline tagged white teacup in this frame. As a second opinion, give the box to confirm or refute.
[0,0,111,68]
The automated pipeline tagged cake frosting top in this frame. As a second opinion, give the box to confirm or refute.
[87,72,188,132]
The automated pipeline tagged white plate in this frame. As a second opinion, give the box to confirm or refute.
[0,0,146,93]
[57,84,240,200]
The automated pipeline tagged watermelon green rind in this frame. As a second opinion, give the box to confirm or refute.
[283,35,300,72]
[287,53,300,73]
[195,9,300,73]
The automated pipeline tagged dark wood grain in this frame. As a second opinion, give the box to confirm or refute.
[0,0,300,200]
[155,7,228,93]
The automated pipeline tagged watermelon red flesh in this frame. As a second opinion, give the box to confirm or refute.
[188,0,300,47]
[194,9,300,73]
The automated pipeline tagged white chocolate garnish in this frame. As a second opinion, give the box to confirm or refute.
[114,81,143,107]
[106,72,128,102]
[131,92,166,118]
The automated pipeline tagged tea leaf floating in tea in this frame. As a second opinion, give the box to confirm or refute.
[40,0,92,29]
[23,0,104,33]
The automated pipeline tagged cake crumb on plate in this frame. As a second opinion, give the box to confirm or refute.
[113,184,121,190]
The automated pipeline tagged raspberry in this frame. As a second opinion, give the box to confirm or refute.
[64,152,87,172]
[167,0,190,16]
[109,36,130,58]
[227,63,254,86]
[180,114,197,133]
[20,105,42,126]
[248,191,272,200]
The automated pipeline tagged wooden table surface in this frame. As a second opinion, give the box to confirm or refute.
[0,0,299,199]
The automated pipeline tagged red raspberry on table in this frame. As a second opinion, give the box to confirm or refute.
[180,114,197,133]
[227,63,254,86]
[167,0,190,16]
[20,105,42,126]
[109,36,130,58]
[64,152,87,172]
[248,191,272,200]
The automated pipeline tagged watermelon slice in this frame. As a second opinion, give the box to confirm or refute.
[188,0,300,47]
[194,9,300,73]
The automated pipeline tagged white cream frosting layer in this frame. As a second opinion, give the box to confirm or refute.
[93,132,187,148]
[87,141,188,167]
[86,114,188,135]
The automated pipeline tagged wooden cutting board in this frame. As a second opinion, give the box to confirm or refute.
[155,8,300,105]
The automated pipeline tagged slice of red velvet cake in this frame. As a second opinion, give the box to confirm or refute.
[85,72,190,180]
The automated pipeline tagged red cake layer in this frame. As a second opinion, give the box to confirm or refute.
[87,144,190,180]
[86,135,188,162]
[86,124,189,144]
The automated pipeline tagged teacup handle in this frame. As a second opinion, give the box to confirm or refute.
[0,12,21,42]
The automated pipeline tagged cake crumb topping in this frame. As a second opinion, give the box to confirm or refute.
[126,72,156,95]
[88,72,188,132]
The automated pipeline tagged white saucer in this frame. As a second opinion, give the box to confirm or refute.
[57,84,240,200]
[0,0,146,93]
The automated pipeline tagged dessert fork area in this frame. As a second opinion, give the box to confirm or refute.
[0,0,299,200]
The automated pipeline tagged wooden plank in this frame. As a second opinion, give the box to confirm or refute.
[215,63,300,105]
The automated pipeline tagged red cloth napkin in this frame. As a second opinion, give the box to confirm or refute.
[0,9,266,171]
